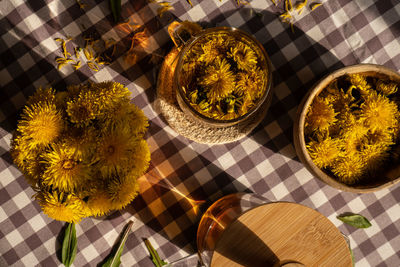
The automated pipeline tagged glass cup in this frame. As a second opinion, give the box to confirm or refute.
[171,26,273,128]
[196,193,269,266]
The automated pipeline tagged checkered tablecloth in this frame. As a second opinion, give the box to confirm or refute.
[1,0,400,266]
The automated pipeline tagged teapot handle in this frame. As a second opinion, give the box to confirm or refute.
[167,21,203,49]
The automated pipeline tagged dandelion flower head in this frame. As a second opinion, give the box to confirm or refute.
[41,143,92,192]
[360,90,399,131]
[96,125,140,177]
[348,74,371,91]
[305,96,337,133]
[18,103,63,148]
[307,136,341,169]
[107,172,140,210]
[85,187,113,216]
[26,87,56,107]
[200,58,235,103]
[227,42,258,72]
[235,68,265,101]
[376,80,398,96]
[36,191,86,223]
[331,155,365,185]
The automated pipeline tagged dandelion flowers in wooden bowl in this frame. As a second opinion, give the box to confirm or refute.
[294,64,400,193]
[10,82,150,222]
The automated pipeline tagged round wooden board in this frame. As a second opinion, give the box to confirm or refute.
[211,202,352,267]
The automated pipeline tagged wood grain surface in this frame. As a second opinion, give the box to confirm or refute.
[211,202,352,267]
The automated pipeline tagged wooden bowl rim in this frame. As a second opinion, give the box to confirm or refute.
[294,64,400,193]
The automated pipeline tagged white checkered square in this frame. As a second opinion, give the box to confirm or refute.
[13,191,31,210]
[63,22,83,39]
[194,167,213,184]
[187,5,207,21]
[81,244,99,263]
[281,42,300,62]
[264,121,282,139]
[256,159,274,177]
[308,189,329,209]
[306,24,325,43]
[369,16,387,36]
[265,19,285,39]
[5,229,24,247]
[293,168,314,184]
[376,243,396,261]
[225,11,246,28]
[0,168,15,187]
[46,0,67,17]
[270,182,290,199]
[274,83,291,100]
[20,253,40,266]
[346,198,368,214]
[217,152,236,170]
[383,39,400,59]
[24,13,44,32]
[28,214,47,233]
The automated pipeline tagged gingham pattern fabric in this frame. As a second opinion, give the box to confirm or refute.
[1,0,400,266]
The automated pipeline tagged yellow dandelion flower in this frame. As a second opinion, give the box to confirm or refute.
[376,80,398,96]
[126,104,149,136]
[227,42,258,72]
[41,143,92,192]
[200,58,235,103]
[185,40,203,57]
[96,125,140,177]
[107,172,140,210]
[364,129,394,148]
[235,68,265,101]
[307,137,341,169]
[85,187,113,216]
[98,100,149,136]
[10,137,43,187]
[348,74,371,91]
[36,191,86,223]
[129,139,151,178]
[305,96,337,133]
[61,126,98,160]
[26,87,56,107]
[358,130,393,172]
[18,103,63,148]
[360,90,398,131]
[89,81,131,109]
[324,86,354,114]
[331,155,365,185]
[10,135,36,169]
[341,114,369,139]
[338,116,369,155]
[198,40,224,64]
[66,90,100,127]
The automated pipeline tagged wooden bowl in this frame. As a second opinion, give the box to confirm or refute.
[293,64,400,193]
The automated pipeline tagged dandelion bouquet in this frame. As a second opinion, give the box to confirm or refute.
[10,82,150,223]
[178,31,269,121]
[305,73,400,185]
